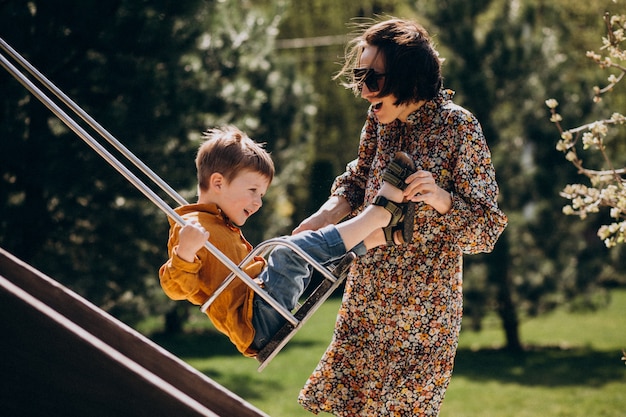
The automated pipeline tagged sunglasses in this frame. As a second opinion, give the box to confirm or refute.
[353,68,386,92]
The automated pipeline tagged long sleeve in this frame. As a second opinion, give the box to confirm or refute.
[159,245,204,301]
[330,91,506,255]
[437,106,507,254]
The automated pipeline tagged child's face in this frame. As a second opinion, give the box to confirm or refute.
[218,169,270,226]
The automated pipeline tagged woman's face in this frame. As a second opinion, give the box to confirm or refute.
[358,45,423,124]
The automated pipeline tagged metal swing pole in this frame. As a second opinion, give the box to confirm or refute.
[0,37,187,207]
[0,38,298,327]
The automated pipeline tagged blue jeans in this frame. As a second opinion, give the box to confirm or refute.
[250,225,366,351]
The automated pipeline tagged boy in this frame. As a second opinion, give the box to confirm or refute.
[159,126,414,357]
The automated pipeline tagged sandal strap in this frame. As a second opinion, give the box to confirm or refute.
[378,199,416,246]
[382,159,413,190]
[372,196,404,227]
[382,225,395,246]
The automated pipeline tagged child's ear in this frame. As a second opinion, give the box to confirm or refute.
[209,172,224,190]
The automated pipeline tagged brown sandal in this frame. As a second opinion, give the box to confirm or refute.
[382,152,415,191]
[382,203,415,245]
[379,152,416,245]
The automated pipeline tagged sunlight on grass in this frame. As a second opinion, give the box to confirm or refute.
[146,289,626,417]
[442,289,626,417]
[151,296,341,416]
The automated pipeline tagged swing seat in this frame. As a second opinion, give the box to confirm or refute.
[199,236,356,371]
[255,251,356,371]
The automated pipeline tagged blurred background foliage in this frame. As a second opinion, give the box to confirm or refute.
[1,0,625,347]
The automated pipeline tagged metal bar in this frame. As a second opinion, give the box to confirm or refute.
[0,37,187,207]
[0,46,297,326]
[200,237,338,314]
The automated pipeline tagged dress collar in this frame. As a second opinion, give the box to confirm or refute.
[404,89,455,126]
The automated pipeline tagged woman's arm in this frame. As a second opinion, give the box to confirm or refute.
[292,195,352,234]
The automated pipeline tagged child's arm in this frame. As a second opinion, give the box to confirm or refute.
[159,221,210,302]
[176,221,210,262]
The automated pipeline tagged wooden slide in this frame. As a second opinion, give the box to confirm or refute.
[0,247,270,417]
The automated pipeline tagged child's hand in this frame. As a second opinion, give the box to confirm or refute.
[176,221,210,262]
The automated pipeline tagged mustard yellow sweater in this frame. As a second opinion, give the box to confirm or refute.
[159,203,266,357]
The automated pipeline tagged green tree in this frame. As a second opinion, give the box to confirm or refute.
[0,0,315,327]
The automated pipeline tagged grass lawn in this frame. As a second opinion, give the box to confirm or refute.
[148,289,626,417]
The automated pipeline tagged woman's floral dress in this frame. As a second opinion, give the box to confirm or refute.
[298,90,508,416]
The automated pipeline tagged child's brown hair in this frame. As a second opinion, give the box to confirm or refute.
[195,126,274,191]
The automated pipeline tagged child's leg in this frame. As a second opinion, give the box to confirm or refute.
[362,228,388,249]
[256,225,350,309]
[250,225,360,350]
[249,193,396,351]
[334,180,406,250]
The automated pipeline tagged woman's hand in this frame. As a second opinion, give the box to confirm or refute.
[292,196,352,235]
[292,212,332,235]
[403,170,453,214]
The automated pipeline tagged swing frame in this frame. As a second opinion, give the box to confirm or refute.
[0,37,352,371]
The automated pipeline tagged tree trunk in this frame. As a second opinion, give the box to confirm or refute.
[164,304,189,335]
[491,232,522,351]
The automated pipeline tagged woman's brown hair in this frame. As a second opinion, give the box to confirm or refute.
[336,18,443,106]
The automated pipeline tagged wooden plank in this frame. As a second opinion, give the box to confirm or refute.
[0,248,270,417]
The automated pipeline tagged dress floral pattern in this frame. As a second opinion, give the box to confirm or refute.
[298,90,507,416]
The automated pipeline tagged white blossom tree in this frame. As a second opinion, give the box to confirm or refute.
[547,11,626,248]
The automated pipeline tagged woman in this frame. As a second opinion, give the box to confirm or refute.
[295,18,508,416]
